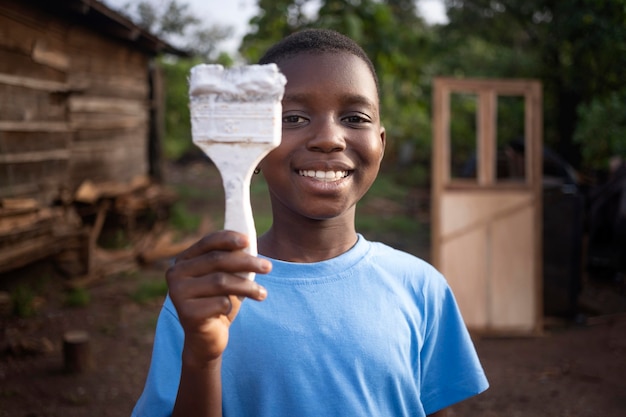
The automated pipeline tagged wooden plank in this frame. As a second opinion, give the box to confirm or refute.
[0,206,61,233]
[0,149,70,163]
[74,176,150,203]
[0,130,71,153]
[433,77,539,95]
[0,197,38,211]
[67,74,148,99]
[0,49,66,83]
[491,205,537,332]
[69,96,146,115]
[440,191,532,238]
[441,227,488,329]
[530,82,544,334]
[74,126,147,143]
[0,121,71,132]
[0,12,45,56]
[0,235,59,273]
[431,80,447,268]
[0,155,69,206]
[32,39,69,71]
[0,183,39,198]
[71,131,147,151]
[478,90,496,186]
[69,136,148,186]
[0,212,49,235]
[70,116,146,130]
[0,73,70,92]
[0,83,67,121]
[148,64,165,180]
[67,25,149,75]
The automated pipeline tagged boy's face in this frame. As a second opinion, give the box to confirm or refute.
[259,51,385,222]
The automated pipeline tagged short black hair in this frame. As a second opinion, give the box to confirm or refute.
[258,28,379,92]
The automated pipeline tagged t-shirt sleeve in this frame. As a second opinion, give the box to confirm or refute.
[131,295,183,417]
[419,272,489,414]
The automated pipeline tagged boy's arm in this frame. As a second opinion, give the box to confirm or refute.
[428,408,448,417]
[172,357,223,417]
[166,231,270,417]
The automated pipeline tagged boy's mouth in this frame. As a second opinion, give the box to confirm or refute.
[298,170,350,182]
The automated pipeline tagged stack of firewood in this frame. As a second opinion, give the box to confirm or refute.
[0,198,84,274]
[0,176,208,282]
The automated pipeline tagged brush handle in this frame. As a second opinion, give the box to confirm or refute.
[221,168,257,257]
[222,169,257,282]
[200,143,275,282]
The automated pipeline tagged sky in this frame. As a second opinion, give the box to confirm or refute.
[102,0,448,53]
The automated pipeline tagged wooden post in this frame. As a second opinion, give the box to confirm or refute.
[63,330,92,373]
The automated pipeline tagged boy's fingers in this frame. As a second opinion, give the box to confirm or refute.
[171,272,268,302]
[176,230,249,262]
[178,296,235,321]
[168,248,272,280]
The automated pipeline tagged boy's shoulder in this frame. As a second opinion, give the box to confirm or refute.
[363,237,444,281]
[366,238,432,266]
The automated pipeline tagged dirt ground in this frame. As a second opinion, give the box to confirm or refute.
[1,162,625,417]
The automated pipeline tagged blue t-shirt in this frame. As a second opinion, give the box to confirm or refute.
[132,235,488,416]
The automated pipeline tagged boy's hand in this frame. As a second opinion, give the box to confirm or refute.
[166,230,270,366]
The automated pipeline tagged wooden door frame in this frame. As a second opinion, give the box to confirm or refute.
[431,77,543,335]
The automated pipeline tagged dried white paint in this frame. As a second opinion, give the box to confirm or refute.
[189,64,286,280]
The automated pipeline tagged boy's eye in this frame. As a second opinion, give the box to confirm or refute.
[282,114,307,125]
[343,114,371,125]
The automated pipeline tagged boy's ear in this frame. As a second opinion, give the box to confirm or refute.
[379,126,386,162]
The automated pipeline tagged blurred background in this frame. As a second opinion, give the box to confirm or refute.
[0,1,625,416]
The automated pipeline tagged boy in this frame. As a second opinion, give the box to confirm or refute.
[133,28,488,417]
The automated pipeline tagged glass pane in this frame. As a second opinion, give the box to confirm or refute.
[496,95,526,182]
[449,93,478,181]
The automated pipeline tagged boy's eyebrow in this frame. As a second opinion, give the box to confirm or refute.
[282,92,378,111]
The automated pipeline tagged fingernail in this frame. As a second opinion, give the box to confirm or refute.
[258,286,267,300]
[261,259,272,272]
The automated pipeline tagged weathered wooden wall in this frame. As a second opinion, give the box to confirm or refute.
[0,0,151,207]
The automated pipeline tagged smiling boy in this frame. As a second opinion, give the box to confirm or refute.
[132,28,488,417]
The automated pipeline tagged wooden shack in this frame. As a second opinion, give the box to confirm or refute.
[0,0,186,274]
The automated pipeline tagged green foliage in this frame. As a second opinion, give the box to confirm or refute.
[98,229,131,250]
[132,0,625,178]
[390,163,430,188]
[241,0,311,63]
[112,1,241,164]
[160,57,198,161]
[131,279,168,304]
[442,0,626,167]
[118,0,233,61]
[241,0,435,171]
[356,211,420,235]
[64,288,91,308]
[251,175,272,234]
[574,90,626,170]
[158,50,238,162]
[168,201,202,233]
[10,285,36,318]
[357,174,421,236]
[363,174,410,201]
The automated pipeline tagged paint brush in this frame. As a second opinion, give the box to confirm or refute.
[189,64,286,281]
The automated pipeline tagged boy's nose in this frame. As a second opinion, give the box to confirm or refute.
[306,118,346,153]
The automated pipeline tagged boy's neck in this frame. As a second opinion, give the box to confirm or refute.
[258,219,358,263]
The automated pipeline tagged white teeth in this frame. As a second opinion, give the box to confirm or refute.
[299,170,348,181]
